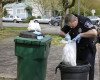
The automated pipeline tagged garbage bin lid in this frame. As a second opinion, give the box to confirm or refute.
[14,35,52,46]
[19,30,44,38]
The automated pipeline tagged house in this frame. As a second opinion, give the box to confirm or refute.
[3,0,43,19]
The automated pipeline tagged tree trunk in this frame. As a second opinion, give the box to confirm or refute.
[61,9,69,28]
[0,2,3,30]
[0,0,16,30]
[61,0,75,28]
[61,10,66,28]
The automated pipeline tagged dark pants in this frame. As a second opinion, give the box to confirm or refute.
[77,44,96,80]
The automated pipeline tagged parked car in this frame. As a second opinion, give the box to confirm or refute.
[2,15,25,23]
[87,16,100,43]
[98,16,100,18]
[33,16,52,24]
[96,24,100,43]
[50,16,62,26]
[87,16,100,26]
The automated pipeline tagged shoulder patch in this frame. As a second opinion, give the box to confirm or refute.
[84,21,94,28]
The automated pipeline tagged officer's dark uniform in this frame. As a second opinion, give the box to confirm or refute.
[61,15,96,80]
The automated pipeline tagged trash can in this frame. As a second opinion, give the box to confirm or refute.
[14,31,52,80]
[56,61,91,80]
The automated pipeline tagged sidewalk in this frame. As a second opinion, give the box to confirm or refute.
[0,37,99,80]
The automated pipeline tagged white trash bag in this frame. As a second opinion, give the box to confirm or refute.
[62,40,76,66]
[27,20,41,31]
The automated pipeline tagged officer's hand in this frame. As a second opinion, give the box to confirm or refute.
[65,34,71,41]
[72,34,82,43]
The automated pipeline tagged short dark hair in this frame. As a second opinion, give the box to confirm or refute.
[65,14,76,24]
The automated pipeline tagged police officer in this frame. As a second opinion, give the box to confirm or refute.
[59,14,97,80]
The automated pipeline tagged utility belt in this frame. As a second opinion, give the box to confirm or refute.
[77,43,96,54]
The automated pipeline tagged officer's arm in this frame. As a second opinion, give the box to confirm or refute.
[59,25,70,38]
[59,30,66,38]
[81,29,97,38]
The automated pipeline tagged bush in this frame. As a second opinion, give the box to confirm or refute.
[3,8,8,16]
[37,16,41,19]
[23,16,36,23]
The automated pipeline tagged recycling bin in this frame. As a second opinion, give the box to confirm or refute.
[14,33,52,80]
[56,61,91,80]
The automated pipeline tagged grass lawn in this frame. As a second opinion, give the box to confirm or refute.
[0,30,19,40]
[0,27,64,45]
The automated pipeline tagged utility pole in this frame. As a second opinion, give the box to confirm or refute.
[0,2,3,30]
[78,0,80,15]
[84,1,86,16]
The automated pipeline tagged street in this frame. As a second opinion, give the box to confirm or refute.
[2,22,60,28]
[2,22,61,34]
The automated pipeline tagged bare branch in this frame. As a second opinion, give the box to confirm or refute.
[68,0,75,8]
[63,0,75,10]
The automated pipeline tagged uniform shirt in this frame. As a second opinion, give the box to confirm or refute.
[61,15,96,45]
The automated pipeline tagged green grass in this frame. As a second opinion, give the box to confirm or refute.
[3,27,27,30]
[3,27,45,30]
[0,77,5,79]
[46,34,64,45]
[0,30,19,40]
[0,77,16,80]
[0,27,64,45]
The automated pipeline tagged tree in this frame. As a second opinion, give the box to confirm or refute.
[61,0,75,28]
[0,0,16,30]
[69,0,100,16]
[50,0,62,16]
[28,0,50,16]
[29,0,61,17]
[84,0,100,16]
[69,0,90,16]
[30,0,75,27]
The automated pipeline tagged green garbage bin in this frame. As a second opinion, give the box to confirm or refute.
[14,35,52,80]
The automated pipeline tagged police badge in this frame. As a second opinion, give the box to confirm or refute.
[78,28,82,33]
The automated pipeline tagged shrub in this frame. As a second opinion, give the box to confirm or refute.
[23,16,36,23]
[37,16,41,19]
[3,8,8,16]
